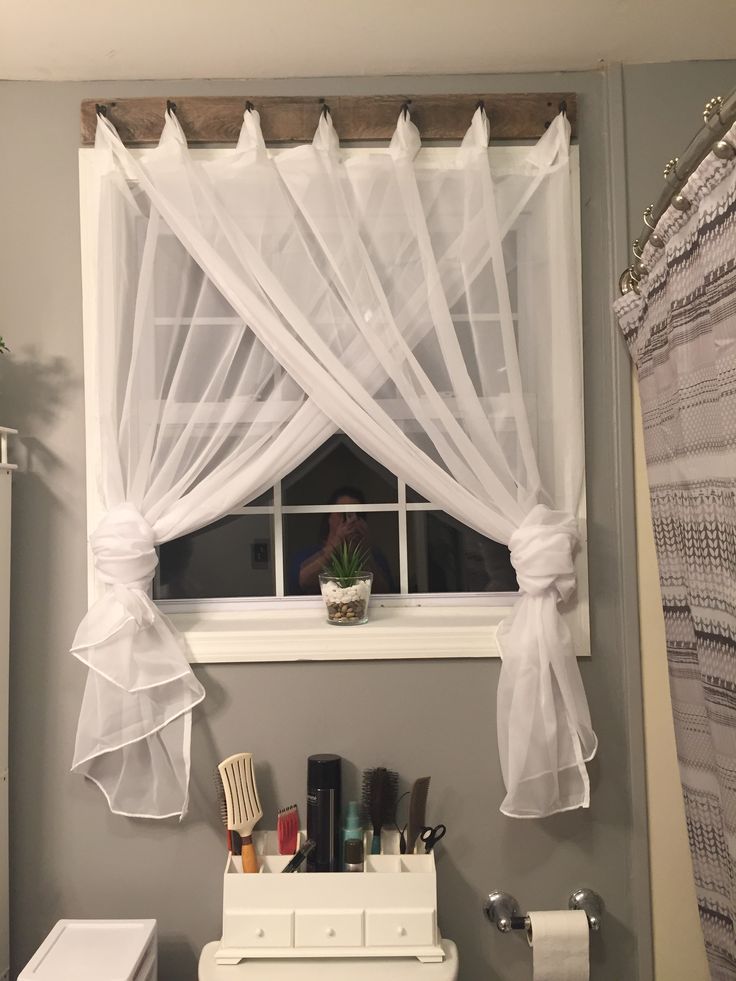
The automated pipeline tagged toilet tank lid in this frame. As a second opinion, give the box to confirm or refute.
[19,919,157,981]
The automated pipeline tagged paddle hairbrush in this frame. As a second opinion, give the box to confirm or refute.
[218,753,263,873]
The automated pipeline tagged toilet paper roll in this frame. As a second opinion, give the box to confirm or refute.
[526,909,589,981]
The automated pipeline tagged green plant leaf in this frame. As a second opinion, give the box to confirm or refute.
[322,540,370,586]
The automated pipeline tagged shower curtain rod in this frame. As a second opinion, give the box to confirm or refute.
[619,86,736,296]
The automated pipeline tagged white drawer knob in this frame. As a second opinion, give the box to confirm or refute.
[255,928,265,938]
[326,927,336,938]
[398,926,407,936]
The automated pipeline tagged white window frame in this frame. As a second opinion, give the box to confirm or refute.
[79,143,588,664]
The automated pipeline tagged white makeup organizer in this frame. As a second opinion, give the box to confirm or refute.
[216,832,444,965]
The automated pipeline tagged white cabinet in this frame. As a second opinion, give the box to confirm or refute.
[0,427,15,981]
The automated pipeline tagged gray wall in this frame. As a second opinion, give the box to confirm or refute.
[0,70,647,980]
[622,61,736,243]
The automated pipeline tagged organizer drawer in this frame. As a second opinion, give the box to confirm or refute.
[365,908,435,947]
[223,909,294,948]
[294,909,363,948]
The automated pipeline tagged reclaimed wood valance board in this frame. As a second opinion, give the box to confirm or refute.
[81,93,577,146]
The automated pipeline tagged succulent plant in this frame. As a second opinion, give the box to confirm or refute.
[322,540,370,587]
[0,338,8,355]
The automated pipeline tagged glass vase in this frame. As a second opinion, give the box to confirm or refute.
[319,573,374,625]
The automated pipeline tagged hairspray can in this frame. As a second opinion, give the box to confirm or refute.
[307,754,342,872]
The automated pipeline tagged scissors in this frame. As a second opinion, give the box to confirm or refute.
[419,824,446,854]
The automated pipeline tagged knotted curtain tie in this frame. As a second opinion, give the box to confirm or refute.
[508,504,579,601]
[90,504,159,626]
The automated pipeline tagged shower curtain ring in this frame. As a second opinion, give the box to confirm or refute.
[704,96,724,128]
[643,206,665,248]
[663,157,681,186]
[714,139,736,160]
[619,268,634,295]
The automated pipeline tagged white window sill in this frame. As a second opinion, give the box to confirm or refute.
[168,601,590,664]
[173,604,512,663]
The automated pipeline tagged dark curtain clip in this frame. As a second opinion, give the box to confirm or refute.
[559,99,568,116]
[245,100,255,113]
[401,100,411,119]
[166,100,177,116]
[320,102,331,119]
[95,103,108,118]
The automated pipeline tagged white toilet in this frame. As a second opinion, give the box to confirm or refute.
[198,939,459,980]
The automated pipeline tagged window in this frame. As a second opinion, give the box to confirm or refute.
[80,142,587,663]
[153,434,518,603]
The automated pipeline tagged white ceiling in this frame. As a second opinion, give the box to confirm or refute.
[2,0,735,82]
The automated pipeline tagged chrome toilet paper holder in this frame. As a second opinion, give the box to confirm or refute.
[484,888,604,934]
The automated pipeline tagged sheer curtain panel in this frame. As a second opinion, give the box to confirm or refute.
[77,105,594,819]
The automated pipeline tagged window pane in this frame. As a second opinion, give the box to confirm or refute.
[282,434,397,505]
[406,486,429,504]
[244,488,274,506]
[154,514,275,599]
[284,511,400,596]
[407,511,517,593]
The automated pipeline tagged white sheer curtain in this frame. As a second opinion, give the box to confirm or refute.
[78,105,595,819]
[74,128,338,817]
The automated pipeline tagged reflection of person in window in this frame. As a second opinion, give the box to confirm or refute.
[156,534,200,599]
[289,486,394,595]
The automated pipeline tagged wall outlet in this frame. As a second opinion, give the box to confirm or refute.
[251,541,270,570]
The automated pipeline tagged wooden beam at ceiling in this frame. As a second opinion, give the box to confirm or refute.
[81,93,577,146]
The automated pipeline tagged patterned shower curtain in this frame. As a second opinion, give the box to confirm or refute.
[615,121,736,980]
